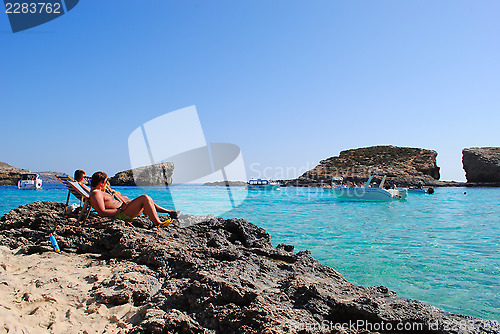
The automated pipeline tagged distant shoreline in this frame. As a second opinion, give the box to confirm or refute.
[203,181,247,186]
[202,180,500,188]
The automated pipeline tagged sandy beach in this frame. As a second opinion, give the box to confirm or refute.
[0,246,138,334]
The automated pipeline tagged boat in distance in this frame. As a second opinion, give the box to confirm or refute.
[18,173,42,190]
[326,176,407,201]
[247,179,281,190]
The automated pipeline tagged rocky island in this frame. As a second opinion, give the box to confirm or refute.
[0,161,175,187]
[0,162,29,185]
[0,201,498,333]
[462,147,500,186]
[109,163,174,186]
[282,146,443,187]
[0,162,67,185]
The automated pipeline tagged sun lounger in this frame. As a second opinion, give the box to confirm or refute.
[57,175,127,222]
[56,175,92,222]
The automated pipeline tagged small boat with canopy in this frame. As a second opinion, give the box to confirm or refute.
[247,179,281,190]
[18,173,42,190]
[329,175,407,201]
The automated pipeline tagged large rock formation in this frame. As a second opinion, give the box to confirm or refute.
[462,147,500,184]
[1,201,499,333]
[284,146,441,187]
[109,162,174,186]
[0,162,29,185]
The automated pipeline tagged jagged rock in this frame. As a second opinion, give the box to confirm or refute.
[0,162,29,185]
[0,201,499,334]
[92,263,162,306]
[109,163,174,186]
[462,147,500,184]
[283,146,441,187]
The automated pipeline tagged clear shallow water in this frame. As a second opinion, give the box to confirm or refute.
[1,184,499,321]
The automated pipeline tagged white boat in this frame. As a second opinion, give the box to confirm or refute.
[330,176,407,201]
[18,173,42,190]
[247,179,280,190]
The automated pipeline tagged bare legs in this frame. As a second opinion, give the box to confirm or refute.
[122,195,164,226]
[153,203,180,218]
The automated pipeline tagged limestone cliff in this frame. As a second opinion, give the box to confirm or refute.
[462,147,500,184]
[109,162,174,186]
[0,162,29,185]
[285,146,441,187]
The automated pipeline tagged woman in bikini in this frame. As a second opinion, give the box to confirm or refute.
[89,171,179,227]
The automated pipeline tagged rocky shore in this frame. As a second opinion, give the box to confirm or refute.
[0,201,498,333]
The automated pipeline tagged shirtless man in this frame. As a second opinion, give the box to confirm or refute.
[89,171,179,227]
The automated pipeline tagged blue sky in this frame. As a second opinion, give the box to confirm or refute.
[1,0,499,181]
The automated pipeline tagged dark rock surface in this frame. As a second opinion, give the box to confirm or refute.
[1,201,499,334]
[109,163,174,186]
[0,162,29,185]
[462,147,500,184]
[283,146,441,187]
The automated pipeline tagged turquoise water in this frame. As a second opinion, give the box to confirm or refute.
[1,185,499,321]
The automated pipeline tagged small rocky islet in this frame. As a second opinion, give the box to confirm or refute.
[462,147,500,184]
[282,146,442,187]
[0,201,499,333]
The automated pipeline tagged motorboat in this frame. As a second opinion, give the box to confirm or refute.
[18,173,42,190]
[247,178,281,190]
[330,175,407,201]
